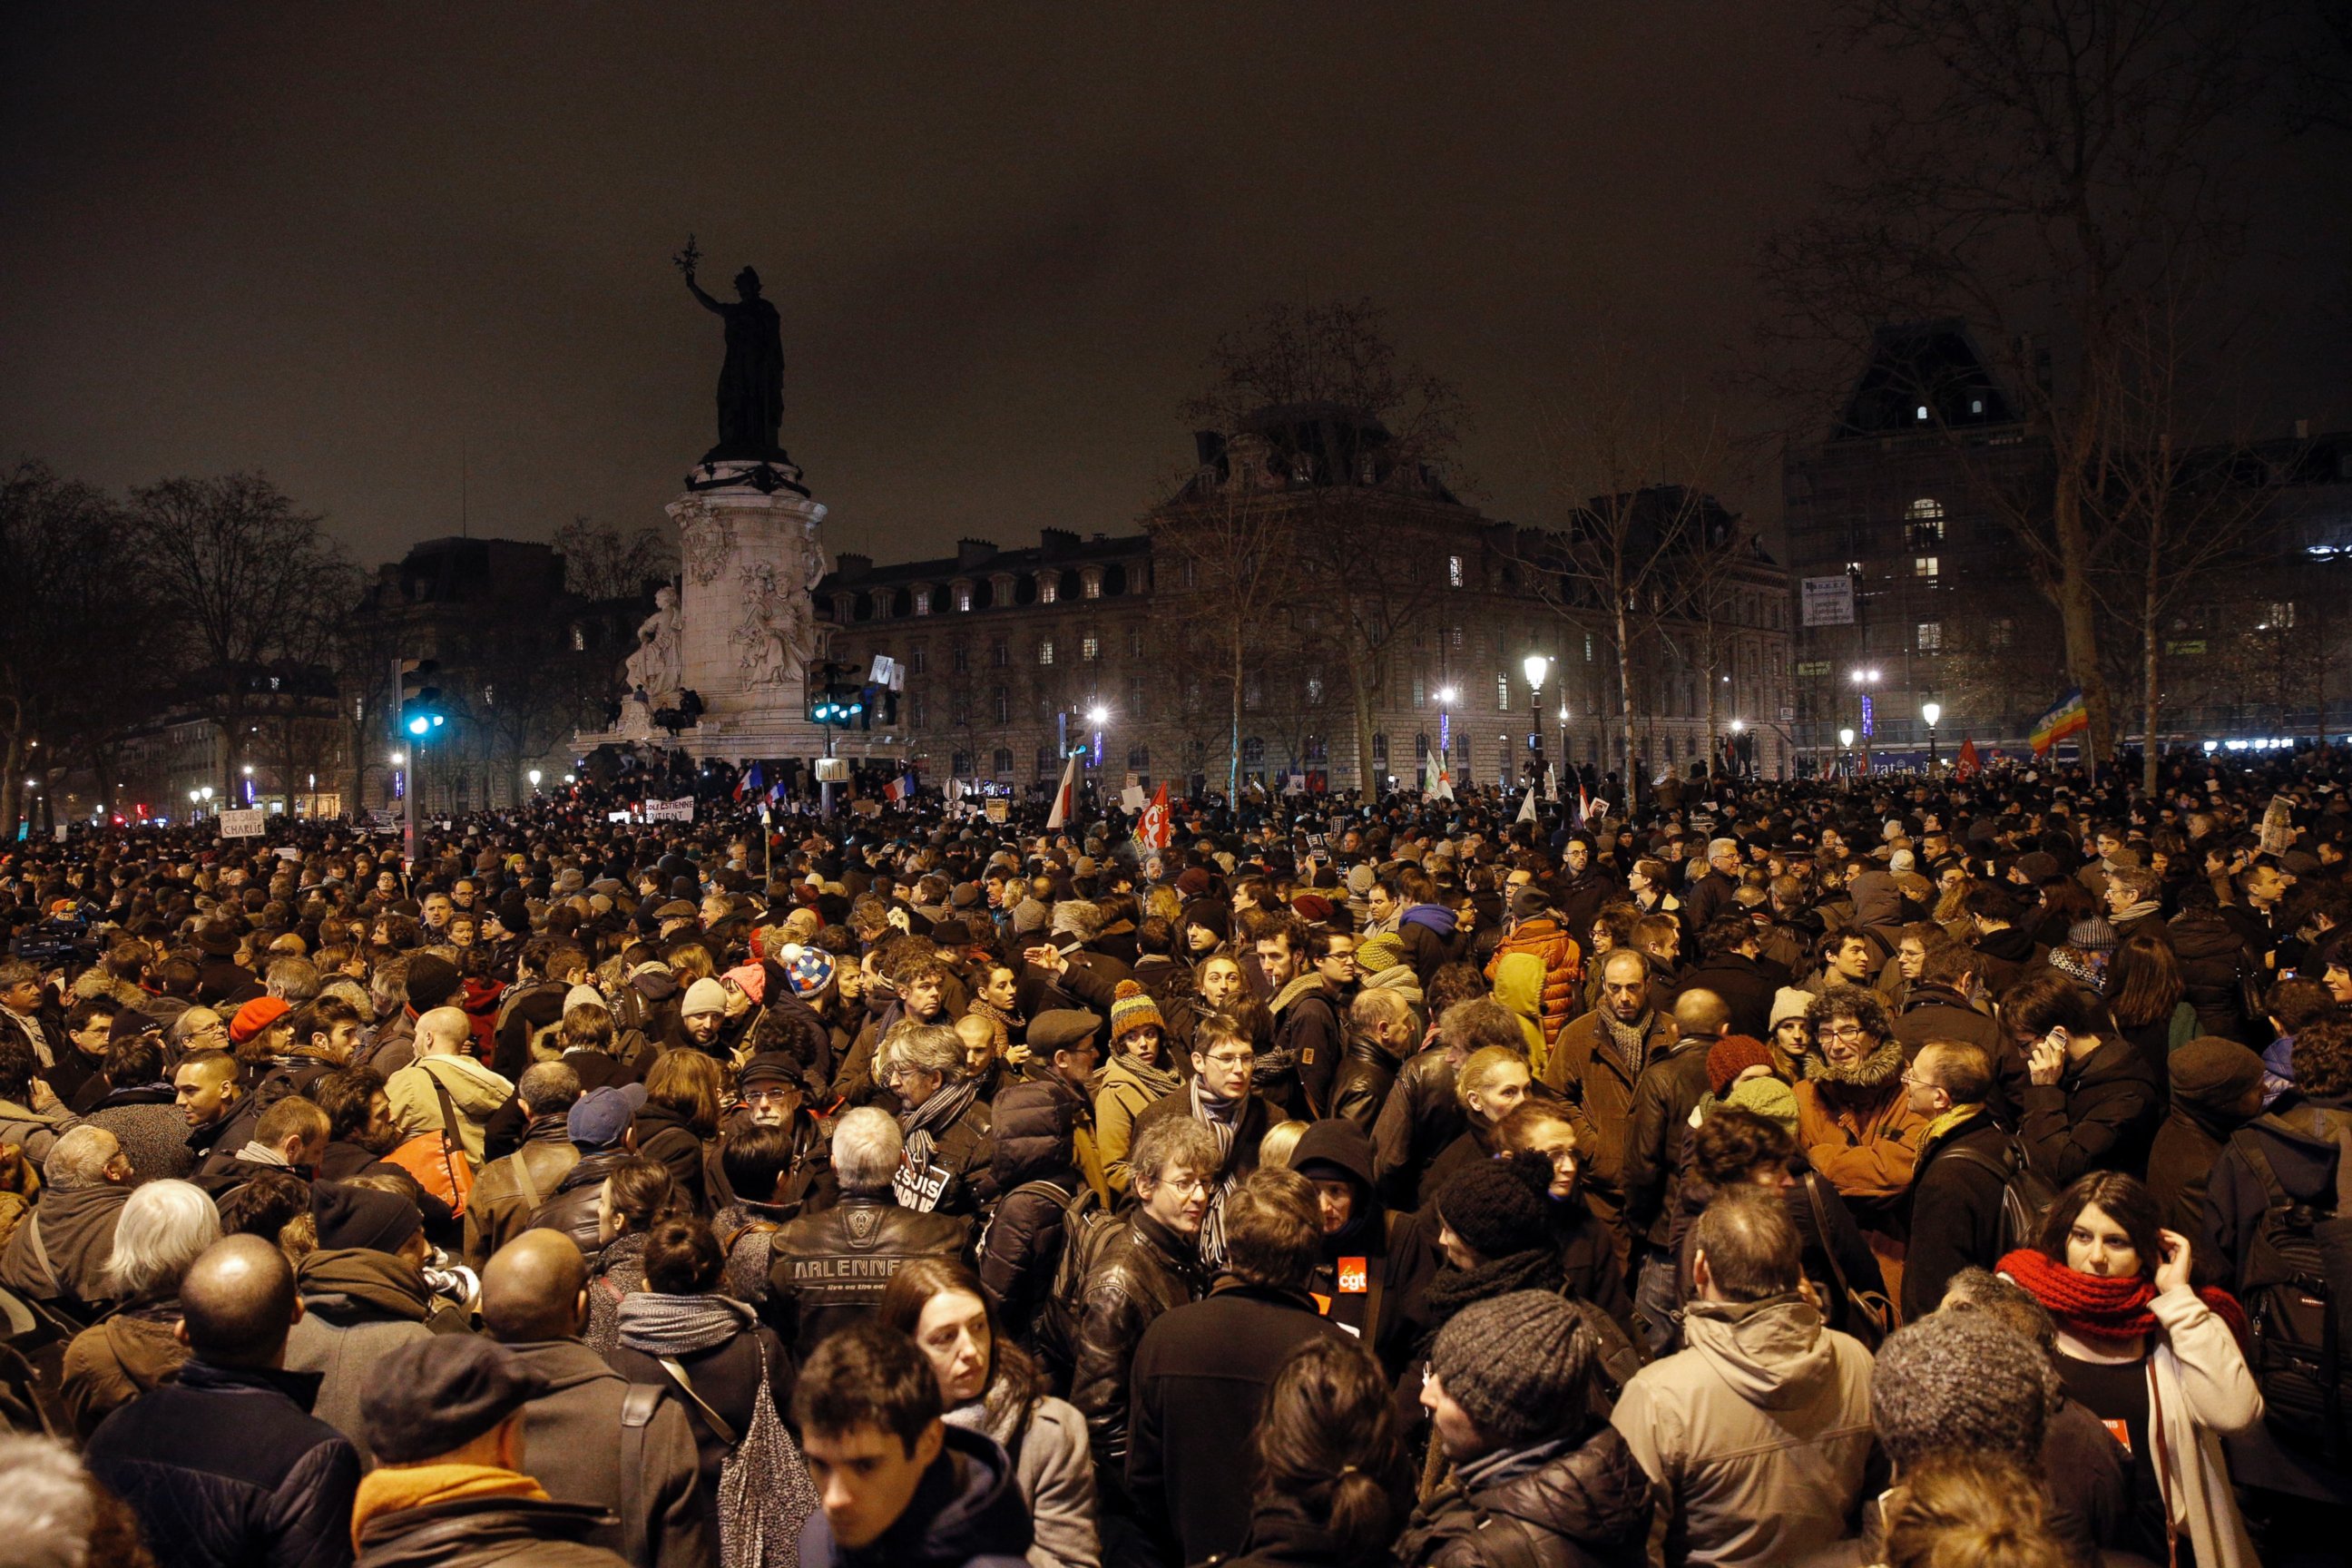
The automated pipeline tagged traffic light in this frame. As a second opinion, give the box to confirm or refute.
[398,658,445,738]
[806,663,865,727]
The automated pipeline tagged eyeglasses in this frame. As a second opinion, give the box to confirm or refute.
[1161,1175,1212,1195]
[1822,1024,1873,1041]
[1203,1051,1255,1069]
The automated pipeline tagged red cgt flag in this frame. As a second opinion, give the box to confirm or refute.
[1956,736,1980,779]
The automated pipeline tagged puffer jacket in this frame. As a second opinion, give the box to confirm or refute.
[1487,918,1583,1055]
[1067,1210,1208,1475]
[1393,1423,1654,1568]
[979,1077,1089,1346]
[2169,908,2251,1041]
[84,1357,361,1568]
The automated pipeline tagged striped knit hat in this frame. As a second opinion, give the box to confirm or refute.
[1109,979,1163,1040]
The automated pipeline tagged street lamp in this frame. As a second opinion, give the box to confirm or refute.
[1921,702,1942,769]
[1522,653,1550,790]
[527,769,543,790]
[1838,726,1857,779]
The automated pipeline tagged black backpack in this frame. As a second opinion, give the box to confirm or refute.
[1941,1132,2059,1259]
[1004,1181,1114,1383]
[2233,1117,2345,1461]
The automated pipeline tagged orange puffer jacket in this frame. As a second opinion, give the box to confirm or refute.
[1485,917,1583,1042]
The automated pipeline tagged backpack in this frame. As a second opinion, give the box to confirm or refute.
[2233,1117,2346,1461]
[1013,1180,1115,1379]
[1941,1132,2059,1259]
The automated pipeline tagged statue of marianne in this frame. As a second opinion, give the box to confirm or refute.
[678,237,786,462]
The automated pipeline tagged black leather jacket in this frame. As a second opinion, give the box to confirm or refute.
[1067,1210,1208,1474]
[765,1194,970,1357]
[1393,1423,1654,1568]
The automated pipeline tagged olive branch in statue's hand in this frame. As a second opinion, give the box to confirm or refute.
[673,234,701,279]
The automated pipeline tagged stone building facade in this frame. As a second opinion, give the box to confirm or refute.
[825,411,1797,795]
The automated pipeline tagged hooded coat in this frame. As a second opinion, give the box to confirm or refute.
[61,1298,189,1439]
[495,1336,711,1568]
[0,1178,129,1312]
[1485,917,1583,1046]
[1608,1295,1877,1568]
[283,1246,446,1471]
[978,1076,1090,1347]
[1790,1039,1926,1213]
[797,1424,1034,1568]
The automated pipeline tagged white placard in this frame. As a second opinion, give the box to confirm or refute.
[644,797,696,823]
[219,808,266,838]
[1801,575,1855,626]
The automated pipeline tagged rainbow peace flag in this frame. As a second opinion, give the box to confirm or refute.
[2029,690,2089,756]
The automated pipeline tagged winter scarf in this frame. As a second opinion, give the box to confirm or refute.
[1418,1245,1565,1354]
[900,1075,981,1174]
[2108,899,2164,926]
[615,1289,758,1357]
[296,1247,433,1322]
[1600,1010,1655,1078]
[1111,1048,1180,1099]
[1999,1248,2247,1348]
[968,995,1024,1043]
[1269,973,1326,1017]
[351,1462,548,1552]
[1191,1077,1242,1268]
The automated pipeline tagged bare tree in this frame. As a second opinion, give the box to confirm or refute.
[1761,0,2281,762]
[131,474,349,795]
[556,516,677,603]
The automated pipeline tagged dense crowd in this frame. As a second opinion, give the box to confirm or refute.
[1,753,2349,1568]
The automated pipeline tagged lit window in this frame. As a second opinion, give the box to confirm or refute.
[913,592,931,616]
[1448,554,1465,588]
[1449,625,1465,649]
[1081,634,1099,662]
[1917,622,1942,652]
[1970,398,1984,415]
[1038,639,1055,666]
[1083,574,1102,600]
[1038,577,1057,604]
[1913,555,1939,579]
[1496,671,1510,711]
[956,585,973,612]
[1584,632,1594,662]
[1916,405,1930,421]
[1307,676,1324,705]
[1907,497,1945,520]
[570,625,586,652]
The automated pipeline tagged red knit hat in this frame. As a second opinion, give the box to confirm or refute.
[1707,1034,1777,1099]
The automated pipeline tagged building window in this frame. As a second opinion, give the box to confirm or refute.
[1415,732,1429,760]
[910,695,927,730]
[1372,733,1389,766]
[1081,633,1100,662]
[1990,619,2014,648]
[951,750,972,774]
[956,585,973,612]
[570,624,586,652]
[1036,746,1055,776]
[1306,674,1324,706]
[1449,625,1465,648]
[1496,671,1511,711]
[2265,602,2296,630]
[1038,639,1055,666]
[1245,679,1261,710]
[990,639,1007,667]
[992,687,1008,723]
[1584,632,1594,662]
[1916,621,1942,652]
[1083,574,1102,600]
[1412,674,1426,709]
[952,645,968,673]
[1128,626,1143,659]
[994,748,1013,775]
[952,697,970,727]
[1305,735,1328,762]
[913,593,931,616]
[1912,555,1939,580]
[1129,676,1146,712]
[1185,678,1201,712]
[1448,554,1465,588]
[1127,744,1149,769]
[909,647,926,674]
[1038,576,1057,604]
[1243,737,1265,766]
[1500,740,1514,781]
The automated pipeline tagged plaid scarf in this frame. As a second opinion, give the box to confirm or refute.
[1600,1009,1655,1077]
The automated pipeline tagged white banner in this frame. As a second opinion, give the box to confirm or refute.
[1801,575,1855,626]
[218,808,266,838]
[644,797,696,823]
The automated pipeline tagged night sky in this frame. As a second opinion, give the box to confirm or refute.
[5,4,2343,571]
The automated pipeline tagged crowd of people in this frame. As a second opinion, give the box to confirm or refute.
[0,751,2348,1568]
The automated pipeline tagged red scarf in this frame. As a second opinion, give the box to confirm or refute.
[1998,1248,2246,1348]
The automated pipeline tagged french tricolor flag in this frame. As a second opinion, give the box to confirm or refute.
[884,773,915,803]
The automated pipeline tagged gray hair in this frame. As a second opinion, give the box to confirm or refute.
[1051,899,1103,942]
[264,956,320,1004]
[1130,1117,1220,1189]
[318,976,372,1014]
[0,1435,98,1568]
[44,1126,120,1191]
[831,1106,904,1194]
[104,1178,220,1299]
[515,1061,583,1117]
[879,1021,964,1083]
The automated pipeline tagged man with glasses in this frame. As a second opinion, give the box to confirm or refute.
[1897,1038,2015,1319]
[1126,1013,1278,1268]
[1794,987,1926,1253]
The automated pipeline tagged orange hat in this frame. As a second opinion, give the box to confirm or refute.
[230,995,291,1044]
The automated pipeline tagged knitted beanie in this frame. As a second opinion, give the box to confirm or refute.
[1109,980,1164,1041]
[783,945,837,1000]
[1291,893,1334,926]
[2066,916,2120,956]
[2169,1036,2264,1104]
[1870,1312,2053,1470]
[1354,934,1406,975]
[1706,1035,1777,1099]
[1769,986,1814,1029]
[1428,1290,1594,1447]
[1436,1152,1553,1260]
[1720,1073,1801,1135]
[1011,897,1050,936]
[681,977,729,1018]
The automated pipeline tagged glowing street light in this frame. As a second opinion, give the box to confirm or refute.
[1085,704,1108,726]
[527,769,543,789]
[1922,701,1943,768]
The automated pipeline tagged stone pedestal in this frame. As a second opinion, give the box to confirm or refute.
[573,456,905,767]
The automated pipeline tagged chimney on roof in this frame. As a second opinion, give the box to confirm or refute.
[957,538,997,570]
[1040,527,1079,554]
[834,552,873,579]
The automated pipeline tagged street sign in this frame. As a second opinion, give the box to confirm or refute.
[1801,576,1855,626]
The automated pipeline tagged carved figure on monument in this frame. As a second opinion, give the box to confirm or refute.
[623,584,684,705]
[676,236,787,464]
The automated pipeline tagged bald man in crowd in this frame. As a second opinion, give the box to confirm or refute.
[385,1005,514,1164]
[84,1236,361,1568]
[481,1231,711,1567]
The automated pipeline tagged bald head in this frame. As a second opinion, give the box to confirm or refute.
[177,1235,299,1368]
[1672,987,1730,1037]
[479,1230,590,1343]
[416,1006,471,1056]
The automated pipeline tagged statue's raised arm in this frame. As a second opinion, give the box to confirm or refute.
[675,235,788,463]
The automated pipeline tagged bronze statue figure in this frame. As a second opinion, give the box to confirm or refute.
[677,236,787,463]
